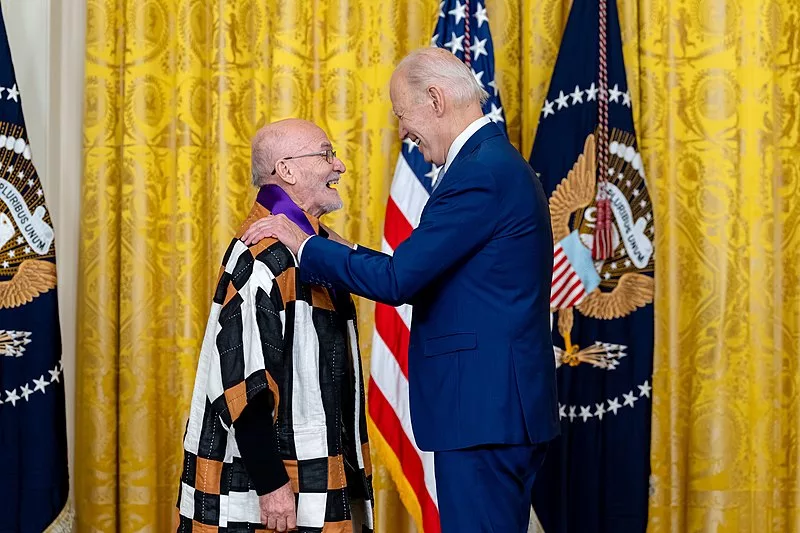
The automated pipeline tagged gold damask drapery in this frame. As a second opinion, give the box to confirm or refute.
[77,0,427,530]
[76,0,800,532]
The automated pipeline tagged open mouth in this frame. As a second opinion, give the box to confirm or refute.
[326,178,339,189]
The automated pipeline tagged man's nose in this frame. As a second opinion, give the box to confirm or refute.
[398,123,408,140]
[333,156,346,174]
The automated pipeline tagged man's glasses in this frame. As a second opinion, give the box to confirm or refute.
[271,149,337,175]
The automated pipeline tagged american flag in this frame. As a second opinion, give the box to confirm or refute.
[367,2,506,532]
[550,231,601,309]
[551,243,588,309]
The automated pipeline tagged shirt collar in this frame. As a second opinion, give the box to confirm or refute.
[434,115,492,186]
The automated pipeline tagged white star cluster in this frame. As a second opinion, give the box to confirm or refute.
[558,379,652,424]
[0,360,64,408]
[541,83,631,119]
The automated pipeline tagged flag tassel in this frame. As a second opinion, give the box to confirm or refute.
[592,195,613,260]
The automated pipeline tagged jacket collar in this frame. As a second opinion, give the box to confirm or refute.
[432,122,503,193]
[452,121,503,166]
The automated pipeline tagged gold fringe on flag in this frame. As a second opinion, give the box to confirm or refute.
[367,417,426,532]
[44,500,74,533]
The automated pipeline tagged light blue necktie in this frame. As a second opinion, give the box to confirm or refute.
[432,165,446,192]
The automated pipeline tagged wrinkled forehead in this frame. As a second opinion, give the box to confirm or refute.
[390,69,408,94]
[390,71,412,111]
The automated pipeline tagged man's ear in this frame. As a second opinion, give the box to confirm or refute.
[429,86,446,117]
[275,160,297,185]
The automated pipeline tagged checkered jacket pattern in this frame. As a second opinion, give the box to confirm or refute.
[176,203,374,532]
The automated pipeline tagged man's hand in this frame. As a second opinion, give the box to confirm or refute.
[259,481,296,531]
[242,214,307,254]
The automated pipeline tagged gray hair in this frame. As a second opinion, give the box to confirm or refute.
[251,156,269,187]
[396,47,489,106]
[250,128,285,187]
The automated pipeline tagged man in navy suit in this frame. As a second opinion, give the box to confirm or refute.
[243,47,559,533]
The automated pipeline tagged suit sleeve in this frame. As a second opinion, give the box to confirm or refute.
[352,245,388,258]
[300,167,498,306]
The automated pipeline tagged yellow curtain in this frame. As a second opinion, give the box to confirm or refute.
[76,0,800,531]
[76,0,432,530]
[640,2,800,531]
[512,1,800,531]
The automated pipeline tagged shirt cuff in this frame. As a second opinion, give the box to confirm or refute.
[297,235,314,262]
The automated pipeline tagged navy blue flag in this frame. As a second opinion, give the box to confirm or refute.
[529,1,655,532]
[0,8,71,532]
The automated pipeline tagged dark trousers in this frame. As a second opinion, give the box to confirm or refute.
[434,443,547,533]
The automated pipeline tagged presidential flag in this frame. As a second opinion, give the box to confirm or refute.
[0,8,72,532]
[367,2,506,532]
[529,0,655,532]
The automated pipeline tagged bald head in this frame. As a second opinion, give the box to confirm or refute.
[251,118,325,187]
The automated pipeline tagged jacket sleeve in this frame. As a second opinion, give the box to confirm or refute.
[216,247,290,494]
[353,245,389,258]
[210,243,284,430]
[299,167,498,306]
[234,389,289,495]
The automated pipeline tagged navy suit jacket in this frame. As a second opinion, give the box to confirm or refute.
[301,123,560,451]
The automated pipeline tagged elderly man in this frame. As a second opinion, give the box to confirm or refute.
[243,48,559,533]
[176,119,374,533]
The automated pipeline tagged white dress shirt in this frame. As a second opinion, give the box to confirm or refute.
[432,115,491,188]
[299,115,492,260]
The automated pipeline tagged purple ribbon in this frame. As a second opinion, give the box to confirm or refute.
[256,185,317,236]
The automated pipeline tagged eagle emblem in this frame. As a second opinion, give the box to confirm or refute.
[549,133,655,367]
[0,123,57,308]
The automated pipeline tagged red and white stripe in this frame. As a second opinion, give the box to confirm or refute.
[369,156,441,533]
[550,242,589,309]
